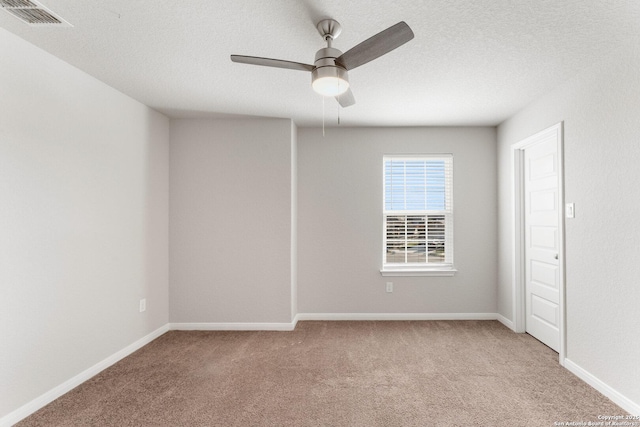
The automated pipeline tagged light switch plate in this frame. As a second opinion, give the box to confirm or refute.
[566,203,575,218]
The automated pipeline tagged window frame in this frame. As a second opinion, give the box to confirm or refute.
[380,154,457,277]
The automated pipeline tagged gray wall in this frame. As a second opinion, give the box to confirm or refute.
[169,118,296,324]
[0,28,170,418]
[297,127,497,314]
[497,42,640,405]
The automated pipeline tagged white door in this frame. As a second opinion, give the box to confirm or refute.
[524,135,561,352]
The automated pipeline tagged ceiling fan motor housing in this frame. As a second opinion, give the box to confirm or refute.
[312,47,349,96]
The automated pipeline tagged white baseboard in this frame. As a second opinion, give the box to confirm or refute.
[169,322,297,331]
[564,358,640,416]
[295,312,499,321]
[168,314,499,331]
[496,313,515,331]
[0,324,170,427]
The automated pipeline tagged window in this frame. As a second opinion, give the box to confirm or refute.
[381,155,455,276]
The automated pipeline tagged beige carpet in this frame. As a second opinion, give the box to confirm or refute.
[17,321,624,426]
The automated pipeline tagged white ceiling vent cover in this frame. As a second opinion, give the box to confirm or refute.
[0,0,72,26]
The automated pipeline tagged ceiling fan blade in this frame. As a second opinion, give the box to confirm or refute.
[230,55,314,72]
[336,21,414,71]
[336,88,355,108]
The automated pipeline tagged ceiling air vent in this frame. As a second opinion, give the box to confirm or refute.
[0,0,72,26]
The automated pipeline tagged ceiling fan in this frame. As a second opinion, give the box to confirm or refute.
[230,19,414,107]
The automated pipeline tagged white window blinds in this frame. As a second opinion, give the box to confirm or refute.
[383,155,453,268]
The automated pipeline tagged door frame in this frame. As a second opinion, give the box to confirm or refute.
[511,122,566,365]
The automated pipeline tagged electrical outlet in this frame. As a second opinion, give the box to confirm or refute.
[139,298,146,313]
[386,282,393,293]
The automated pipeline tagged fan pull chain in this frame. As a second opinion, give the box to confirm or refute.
[322,96,325,137]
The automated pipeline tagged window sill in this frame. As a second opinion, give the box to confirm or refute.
[380,267,457,277]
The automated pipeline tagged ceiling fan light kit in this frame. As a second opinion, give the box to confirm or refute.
[231,18,414,108]
[311,47,350,96]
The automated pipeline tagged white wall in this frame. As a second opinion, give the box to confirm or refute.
[497,42,640,408]
[169,118,296,324]
[297,127,497,315]
[0,28,169,420]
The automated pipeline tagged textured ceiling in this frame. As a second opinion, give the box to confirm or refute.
[1,0,639,127]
